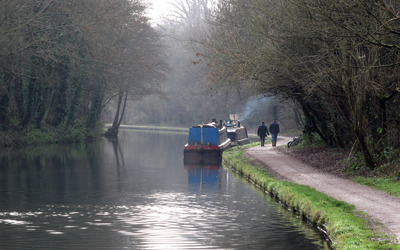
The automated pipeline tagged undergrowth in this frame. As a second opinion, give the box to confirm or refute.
[296,133,326,148]
[338,150,400,197]
[0,121,103,148]
[289,132,400,198]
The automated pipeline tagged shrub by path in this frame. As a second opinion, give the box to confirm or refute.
[245,136,400,242]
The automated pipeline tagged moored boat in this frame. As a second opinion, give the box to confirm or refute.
[225,114,250,146]
[184,120,231,163]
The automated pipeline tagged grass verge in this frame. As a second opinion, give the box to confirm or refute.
[222,145,400,250]
[351,176,400,197]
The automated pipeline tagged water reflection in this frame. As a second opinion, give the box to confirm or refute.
[0,130,327,249]
[185,164,222,192]
[0,143,105,208]
[110,138,125,167]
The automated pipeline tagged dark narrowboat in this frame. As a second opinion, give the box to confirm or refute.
[225,114,250,146]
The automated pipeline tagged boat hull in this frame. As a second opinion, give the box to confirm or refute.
[232,137,250,146]
[227,126,250,147]
[184,125,231,164]
[184,142,231,164]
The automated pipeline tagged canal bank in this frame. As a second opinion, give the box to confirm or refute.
[222,138,400,250]
[107,124,189,133]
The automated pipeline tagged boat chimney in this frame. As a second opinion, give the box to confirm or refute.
[238,121,241,127]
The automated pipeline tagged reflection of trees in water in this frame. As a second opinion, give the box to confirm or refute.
[111,139,125,167]
[110,139,125,192]
[0,143,105,207]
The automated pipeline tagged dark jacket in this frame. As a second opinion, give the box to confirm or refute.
[257,124,269,137]
[269,121,280,134]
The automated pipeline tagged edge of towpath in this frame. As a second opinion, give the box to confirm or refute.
[245,136,400,243]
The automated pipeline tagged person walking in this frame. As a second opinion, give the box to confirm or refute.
[257,121,269,147]
[269,118,280,147]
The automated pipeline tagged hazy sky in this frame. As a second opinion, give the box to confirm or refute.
[145,0,173,22]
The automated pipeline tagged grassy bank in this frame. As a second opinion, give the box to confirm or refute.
[1,124,186,149]
[351,176,400,197]
[0,122,103,148]
[222,144,400,250]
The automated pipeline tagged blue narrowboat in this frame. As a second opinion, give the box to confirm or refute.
[184,120,231,163]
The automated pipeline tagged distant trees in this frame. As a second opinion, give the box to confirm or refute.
[0,0,166,143]
[202,0,400,169]
[102,1,168,137]
[127,0,259,127]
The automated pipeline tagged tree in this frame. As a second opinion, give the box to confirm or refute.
[0,0,168,143]
[127,0,254,127]
[102,1,168,138]
[201,0,400,169]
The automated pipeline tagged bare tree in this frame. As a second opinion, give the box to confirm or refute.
[0,0,168,143]
[200,0,400,169]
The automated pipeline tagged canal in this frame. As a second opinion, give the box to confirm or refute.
[0,130,328,249]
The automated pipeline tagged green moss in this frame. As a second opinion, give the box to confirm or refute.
[222,146,400,250]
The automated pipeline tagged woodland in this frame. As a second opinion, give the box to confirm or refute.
[1,0,400,170]
[0,0,167,144]
[200,0,400,170]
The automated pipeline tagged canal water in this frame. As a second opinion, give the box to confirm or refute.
[0,130,328,249]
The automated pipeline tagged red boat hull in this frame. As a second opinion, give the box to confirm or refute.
[183,144,230,164]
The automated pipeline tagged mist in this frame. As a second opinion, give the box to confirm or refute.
[102,0,300,133]
[240,97,272,121]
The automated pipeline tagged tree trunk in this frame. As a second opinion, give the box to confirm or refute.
[301,102,329,145]
[117,92,129,128]
[348,66,376,170]
[105,90,124,139]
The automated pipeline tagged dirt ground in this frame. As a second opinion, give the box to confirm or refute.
[277,145,351,178]
[245,136,400,243]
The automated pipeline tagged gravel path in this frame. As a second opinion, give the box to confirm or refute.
[245,136,400,242]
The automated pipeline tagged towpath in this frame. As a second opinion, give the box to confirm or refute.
[245,136,400,242]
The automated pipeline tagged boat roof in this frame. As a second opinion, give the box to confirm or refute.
[192,122,218,128]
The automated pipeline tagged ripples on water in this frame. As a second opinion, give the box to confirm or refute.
[0,130,327,249]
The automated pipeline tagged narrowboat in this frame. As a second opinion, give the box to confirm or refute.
[225,114,250,146]
[184,120,231,163]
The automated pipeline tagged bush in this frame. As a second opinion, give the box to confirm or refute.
[302,133,326,147]
[0,122,104,149]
